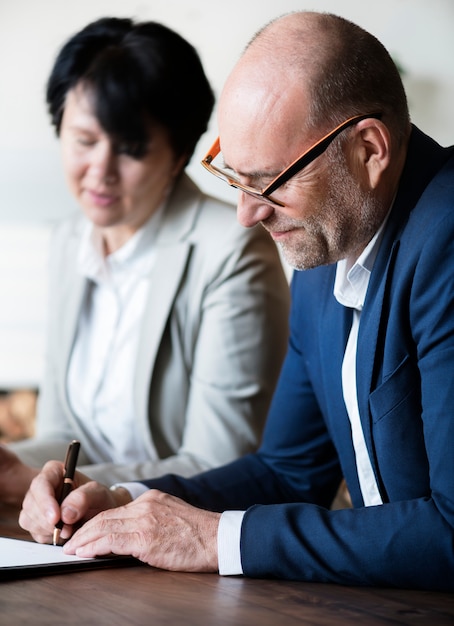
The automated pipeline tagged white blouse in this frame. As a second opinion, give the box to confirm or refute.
[67,206,164,464]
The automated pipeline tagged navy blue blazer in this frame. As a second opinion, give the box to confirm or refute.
[142,127,454,591]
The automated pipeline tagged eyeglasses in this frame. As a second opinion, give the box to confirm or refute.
[201,112,382,207]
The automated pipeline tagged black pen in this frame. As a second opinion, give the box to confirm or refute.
[53,440,81,546]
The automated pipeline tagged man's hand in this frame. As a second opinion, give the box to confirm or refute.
[63,489,221,573]
[0,444,39,505]
[18,460,130,544]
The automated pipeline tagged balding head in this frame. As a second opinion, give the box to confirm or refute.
[242,11,326,96]
[219,13,317,148]
[220,11,409,143]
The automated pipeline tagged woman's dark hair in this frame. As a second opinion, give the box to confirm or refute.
[46,17,215,163]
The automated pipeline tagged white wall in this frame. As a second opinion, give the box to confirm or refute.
[0,0,453,387]
[0,223,51,388]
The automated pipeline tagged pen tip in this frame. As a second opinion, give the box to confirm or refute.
[53,528,61,546]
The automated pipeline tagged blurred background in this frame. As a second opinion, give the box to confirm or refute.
[0,0,453,435]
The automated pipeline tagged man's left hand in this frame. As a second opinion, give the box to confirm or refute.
[63,488,221,572]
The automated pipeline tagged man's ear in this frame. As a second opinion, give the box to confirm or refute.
[351,119,392,189]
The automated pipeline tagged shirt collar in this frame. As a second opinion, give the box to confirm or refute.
[77,201,166,285]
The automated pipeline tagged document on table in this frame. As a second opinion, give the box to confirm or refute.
[0,537,137,579]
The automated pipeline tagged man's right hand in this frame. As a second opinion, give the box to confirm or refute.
[18,460,131,544]
[0,444,39,506]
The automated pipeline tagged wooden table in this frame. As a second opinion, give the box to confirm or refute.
[1,504,453,625]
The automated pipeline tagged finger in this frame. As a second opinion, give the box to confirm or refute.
[64,493,189,557]
[66,532,126,558]
[20,461,65,529]
[60,480,117,526]
[64,513,127,556]
[19,462,89,541]
[18,506,55,544]
[18,507,44,542]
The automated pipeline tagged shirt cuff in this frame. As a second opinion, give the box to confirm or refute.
[110,482,149,500]
[217,510,245,576]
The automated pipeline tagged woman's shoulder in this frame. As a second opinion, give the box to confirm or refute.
[48,212,87,262]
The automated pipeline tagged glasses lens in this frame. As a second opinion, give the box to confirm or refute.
[205,150,285,206]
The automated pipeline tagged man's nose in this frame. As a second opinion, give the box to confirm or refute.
[236,192,274,228]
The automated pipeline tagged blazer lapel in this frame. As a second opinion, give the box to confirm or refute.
[319,287,362,491]
[320,290,352,406]
[133,174,201,417]
[355,240,399,492]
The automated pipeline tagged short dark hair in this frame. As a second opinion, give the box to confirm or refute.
[46,17,215,163]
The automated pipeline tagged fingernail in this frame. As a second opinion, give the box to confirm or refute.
[61,506,78,523]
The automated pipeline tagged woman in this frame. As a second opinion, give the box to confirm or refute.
[1,17,289,502]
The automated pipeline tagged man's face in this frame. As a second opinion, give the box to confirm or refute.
[256,145,385,270]
[218,71,384,270]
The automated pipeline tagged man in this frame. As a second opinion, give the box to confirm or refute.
[20,12,454,590]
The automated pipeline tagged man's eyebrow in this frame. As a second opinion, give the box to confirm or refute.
[223,159,279,182]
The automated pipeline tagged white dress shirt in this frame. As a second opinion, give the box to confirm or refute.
[334,223,387,507]
[67,205,164,464]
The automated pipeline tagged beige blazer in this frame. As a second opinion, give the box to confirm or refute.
[13,174,290,483]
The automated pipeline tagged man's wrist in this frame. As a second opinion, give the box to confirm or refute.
[109,481,148,502]
[109,484,133,507]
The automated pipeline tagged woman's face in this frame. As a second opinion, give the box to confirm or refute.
[59,84,184,253]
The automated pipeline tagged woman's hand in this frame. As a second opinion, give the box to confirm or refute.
[18,460,131,544]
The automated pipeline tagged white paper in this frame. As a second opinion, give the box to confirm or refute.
[0,537,95,568]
